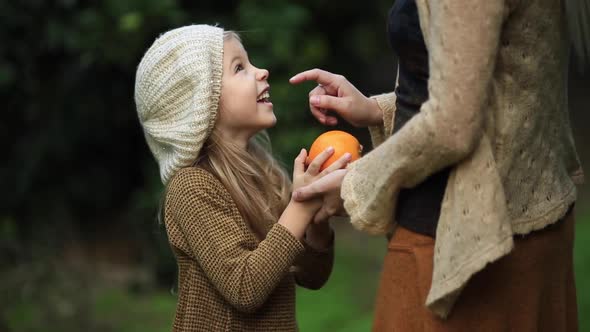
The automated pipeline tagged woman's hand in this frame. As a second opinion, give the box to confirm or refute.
[289,68,383,127]
[292,169,348,223]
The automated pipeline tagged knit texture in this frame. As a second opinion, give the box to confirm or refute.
[164,167,334,331]
[135,25,223,184]
[344,0,584,318]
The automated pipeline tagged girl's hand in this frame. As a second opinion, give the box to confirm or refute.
[278,148,350,240]
[292,147,351,192]
[292,169,348,223]
[289,68,383,128]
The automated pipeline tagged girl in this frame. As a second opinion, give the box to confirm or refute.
[134,25,350,331]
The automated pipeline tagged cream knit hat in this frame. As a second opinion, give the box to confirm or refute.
[135,24,224,184]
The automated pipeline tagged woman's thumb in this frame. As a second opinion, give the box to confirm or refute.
[293,185,318,201]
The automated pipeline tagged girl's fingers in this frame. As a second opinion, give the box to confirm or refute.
[293,148,307,177]
[320,153,351,176]
[306,146,334,175]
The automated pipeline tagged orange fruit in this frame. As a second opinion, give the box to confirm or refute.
[305,130,362,171]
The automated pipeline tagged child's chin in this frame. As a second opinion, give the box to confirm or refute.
[266,115,277,127]
[254,115,277,132]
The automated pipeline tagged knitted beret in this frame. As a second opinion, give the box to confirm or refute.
[135,24,224,184]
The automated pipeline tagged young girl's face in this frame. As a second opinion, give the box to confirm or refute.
[216,37,276,144]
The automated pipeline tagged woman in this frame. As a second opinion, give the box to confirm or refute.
[290,0,588,330]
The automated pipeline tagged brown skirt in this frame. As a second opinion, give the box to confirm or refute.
[372,208,578,332]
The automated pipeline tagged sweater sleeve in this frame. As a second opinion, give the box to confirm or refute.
[166,170,305,313]
[341,0,505,235]
[292,232,335,290]
[367,66,399,148]
[368,92,397,148]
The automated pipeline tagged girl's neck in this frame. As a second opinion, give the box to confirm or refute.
[219,130,252,150]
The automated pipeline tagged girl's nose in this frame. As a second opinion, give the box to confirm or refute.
[257,68,269,81]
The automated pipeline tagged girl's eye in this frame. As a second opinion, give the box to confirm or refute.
[235,64,244,73]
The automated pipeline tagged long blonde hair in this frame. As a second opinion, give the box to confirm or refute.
[197,130,291,239]
[566,0,590,69]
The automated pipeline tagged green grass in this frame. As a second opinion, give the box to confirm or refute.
[93,290,176,331]
[6,214,590,331]
[296,223,385,331]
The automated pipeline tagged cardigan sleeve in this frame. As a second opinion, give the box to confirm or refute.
[166,169,305,313]
[367,66,399,148]
[368,92,397,148]
[341,0,506,235]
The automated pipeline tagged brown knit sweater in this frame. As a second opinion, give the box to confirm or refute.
[163,167,334,331]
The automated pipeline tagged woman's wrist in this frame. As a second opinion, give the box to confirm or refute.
[366,97,383,127]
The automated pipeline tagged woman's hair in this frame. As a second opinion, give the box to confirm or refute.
[566,0,590,70]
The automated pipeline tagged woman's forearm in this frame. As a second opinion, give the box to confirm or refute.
[366,96,384,127]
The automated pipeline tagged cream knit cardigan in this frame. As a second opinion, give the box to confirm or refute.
[340,0,584,318]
